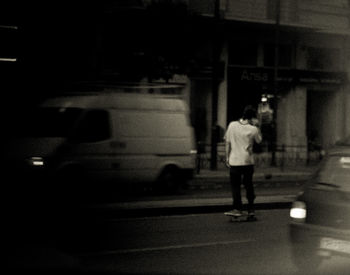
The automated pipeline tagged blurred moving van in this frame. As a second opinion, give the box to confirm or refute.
[7,92,197,192]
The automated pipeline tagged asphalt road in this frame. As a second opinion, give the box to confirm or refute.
[76,209,350,275]
[7,209,344,275]
[7,173,348,275]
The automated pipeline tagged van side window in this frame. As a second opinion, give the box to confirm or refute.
[73,110,111,143]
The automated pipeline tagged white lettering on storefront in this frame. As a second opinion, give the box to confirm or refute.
[241,70,268,81]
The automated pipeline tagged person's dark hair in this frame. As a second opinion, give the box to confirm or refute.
[242,105,256,120]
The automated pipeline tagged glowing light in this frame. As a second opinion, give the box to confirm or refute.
[29,157,44,166]
[290,208,306,219]
[33,160,44,166]
[0,58,17,62]
[340,157,350,164]
[290,201,307,219]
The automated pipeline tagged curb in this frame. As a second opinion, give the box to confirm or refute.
[85,195,296,218]
[192,172,312,181]
[94,202,292,218]
[188,173,311,190]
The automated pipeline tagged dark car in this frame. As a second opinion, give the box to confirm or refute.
[289,137,350,273]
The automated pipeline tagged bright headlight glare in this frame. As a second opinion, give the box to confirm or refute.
[29,157,45,166]
[290,208,306,219]
[290,201,307,219]
[340,157,350,164]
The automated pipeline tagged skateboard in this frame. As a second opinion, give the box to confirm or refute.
[225,212,257,222]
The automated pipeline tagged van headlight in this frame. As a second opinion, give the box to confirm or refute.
[290,201,307,221]
[27,157,45,167]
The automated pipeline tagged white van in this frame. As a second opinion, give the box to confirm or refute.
[6,92,197,192]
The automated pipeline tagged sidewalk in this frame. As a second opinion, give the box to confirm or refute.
[191,164,316,187]
[86,164,319,217]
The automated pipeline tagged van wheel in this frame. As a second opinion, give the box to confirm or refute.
[156,167,181,194]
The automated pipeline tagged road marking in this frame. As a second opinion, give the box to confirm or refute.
[80,239,254,256]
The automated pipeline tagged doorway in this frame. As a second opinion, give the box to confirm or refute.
[307,90,335,149]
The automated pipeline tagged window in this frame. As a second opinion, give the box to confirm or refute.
[229,42,258,66]
[73,110,111,143]
[306,47,340,71]
[264,44,292,67]
[17,107,83,137]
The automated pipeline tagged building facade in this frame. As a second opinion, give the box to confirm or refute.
[2,0,349,158]
[187,0,350,156]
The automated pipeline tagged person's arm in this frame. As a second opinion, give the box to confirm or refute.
[224,127,231,168]
[255,127,262,144]
[225,139,231,168]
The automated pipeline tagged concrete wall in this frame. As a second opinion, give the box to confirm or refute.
[277,86,307,149]
[345,88,350,138]
[345,37,350,139]
[217,41,228,131]
[293,32,349,148]
[276,85,347,151]
[307,88,345,149]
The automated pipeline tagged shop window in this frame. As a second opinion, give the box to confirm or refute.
[229,42,257,66]
[264,44,292,67]
[306,47,341,71]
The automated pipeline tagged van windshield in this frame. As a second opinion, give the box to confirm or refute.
[16,107,83,137]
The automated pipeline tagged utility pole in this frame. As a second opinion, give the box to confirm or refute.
[271,0,280,166]
[210,0,221,170]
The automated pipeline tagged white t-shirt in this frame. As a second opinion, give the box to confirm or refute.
[225,119,262,166]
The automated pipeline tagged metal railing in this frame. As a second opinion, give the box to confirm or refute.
[196,142,323,173]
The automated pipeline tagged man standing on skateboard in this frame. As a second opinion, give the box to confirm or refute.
[224,105,262,218]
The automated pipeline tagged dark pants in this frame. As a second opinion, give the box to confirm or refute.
[230,165,256,211]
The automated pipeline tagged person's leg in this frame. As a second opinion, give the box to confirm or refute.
[230,166,243,211]
[242,165,256,212]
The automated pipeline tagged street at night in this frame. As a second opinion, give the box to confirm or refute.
[2,1,350,274]
[78,209,299,274]
[4,168,348,275]
[8,208,350,274]
[78,210,350,275]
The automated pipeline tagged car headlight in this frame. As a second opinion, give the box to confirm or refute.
[290,201,307,221]
[27,157,45,167]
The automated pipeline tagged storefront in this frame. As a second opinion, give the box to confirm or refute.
[227,66,348,151]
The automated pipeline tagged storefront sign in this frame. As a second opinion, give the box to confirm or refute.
[241,69,268,82]
[229,67,347,86]
[295,70,346,85]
